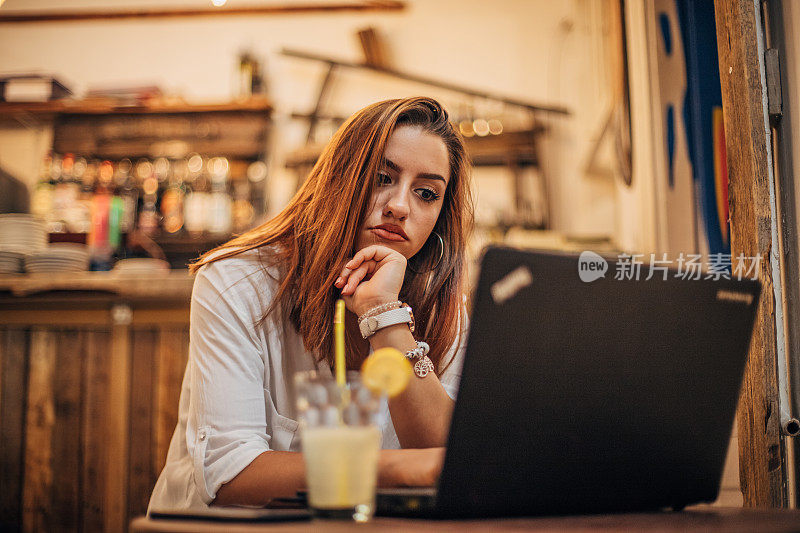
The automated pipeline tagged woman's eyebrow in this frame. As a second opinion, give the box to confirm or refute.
[384,158,446,183]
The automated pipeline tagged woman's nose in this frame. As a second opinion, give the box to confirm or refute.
[382,187,410,219]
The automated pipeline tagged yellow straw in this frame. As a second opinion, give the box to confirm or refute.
[333,299,349,505]
[334,299,346,387]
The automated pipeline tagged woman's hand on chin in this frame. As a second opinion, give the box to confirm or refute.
[378,448,445,488]
[334,245,407,316]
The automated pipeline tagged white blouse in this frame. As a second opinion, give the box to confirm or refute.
[148,247,468,511]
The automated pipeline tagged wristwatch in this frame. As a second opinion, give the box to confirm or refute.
[359,303,415,338]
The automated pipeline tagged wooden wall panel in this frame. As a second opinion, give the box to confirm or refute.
[0,328,29,533]
[105,323,131,533]
[81,330,111,533]
[51,330,84,532]
[2,306,189,532]
[22,329,56,533]
[153,327,190,475]
[127,328,158,525]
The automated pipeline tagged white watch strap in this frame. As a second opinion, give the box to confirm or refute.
[359,306,412,338]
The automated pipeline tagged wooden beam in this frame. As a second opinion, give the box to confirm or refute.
[714,0,785,507]
[0,1,405,24]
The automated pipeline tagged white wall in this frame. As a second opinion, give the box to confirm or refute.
[614,0,659,254]
[0,0,643,248]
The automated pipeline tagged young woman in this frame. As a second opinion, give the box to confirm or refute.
[148,96,474,510]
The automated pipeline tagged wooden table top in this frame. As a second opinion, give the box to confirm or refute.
[131,507,800,533]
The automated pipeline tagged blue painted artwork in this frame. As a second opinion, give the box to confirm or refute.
[674,0,729,255]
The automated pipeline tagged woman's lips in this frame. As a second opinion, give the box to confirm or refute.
[371,228,407,242]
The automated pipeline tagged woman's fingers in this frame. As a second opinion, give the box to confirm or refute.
[334,267,350,288]
[334,245,405,295]
[341,264,372,295]
[347,245,398,270]
[335,262,358,288]
[335,264,358,289]
[336,245,393,286]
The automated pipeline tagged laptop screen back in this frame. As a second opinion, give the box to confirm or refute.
[435,247,760,517]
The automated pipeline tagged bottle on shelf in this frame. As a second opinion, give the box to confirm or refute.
[161,159,186,234]
[108,195,123,252]
[112,158,137,235]
[153,157,170,187]
[30,149,267,268]
[31,152,55,223]
[183,153,208,237]
[66,156,90,233]
[206,157,232,236]
[232,180,255,234]
[136,158,160,237]
[74,159,96,235]
[89,160,115,269]
[54,153,81,233]
[246,160,267,221]
[47,153,67,232]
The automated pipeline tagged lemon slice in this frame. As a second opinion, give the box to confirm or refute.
[361,347,412,397]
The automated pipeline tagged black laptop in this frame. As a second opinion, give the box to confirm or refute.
[377,245,760,518]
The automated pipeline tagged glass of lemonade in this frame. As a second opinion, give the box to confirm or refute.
[294,370,381,522]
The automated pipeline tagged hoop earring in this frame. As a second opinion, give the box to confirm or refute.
[408,231,445,274]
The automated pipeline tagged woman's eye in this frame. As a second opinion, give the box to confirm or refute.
[417,188,441,202]
[377,172,391,185]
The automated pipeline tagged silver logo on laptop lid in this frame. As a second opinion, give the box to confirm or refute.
[490,266,533,305]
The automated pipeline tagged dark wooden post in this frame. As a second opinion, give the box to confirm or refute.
[714,0,785,507]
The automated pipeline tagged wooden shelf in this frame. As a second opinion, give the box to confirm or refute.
[285,127,545,169]
[0,96,272,118]
[0,270,194,300]
[19,97,275,160]
[462,128,545,167]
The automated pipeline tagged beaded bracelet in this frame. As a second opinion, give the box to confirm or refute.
[404,341,430,361]
[357,300,402,325]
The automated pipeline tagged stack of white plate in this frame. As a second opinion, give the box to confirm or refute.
[0,250,24,274]
[24,243,90,273]
[0,214,48,254]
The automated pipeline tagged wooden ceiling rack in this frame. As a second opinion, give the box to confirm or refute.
[281,47,570,117]
[0,1,405,24]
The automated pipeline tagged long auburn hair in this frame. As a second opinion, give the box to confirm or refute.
[190,96,474,373]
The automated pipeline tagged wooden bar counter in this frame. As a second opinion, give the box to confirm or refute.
[130,507,800,533]
[0,271,195,533]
